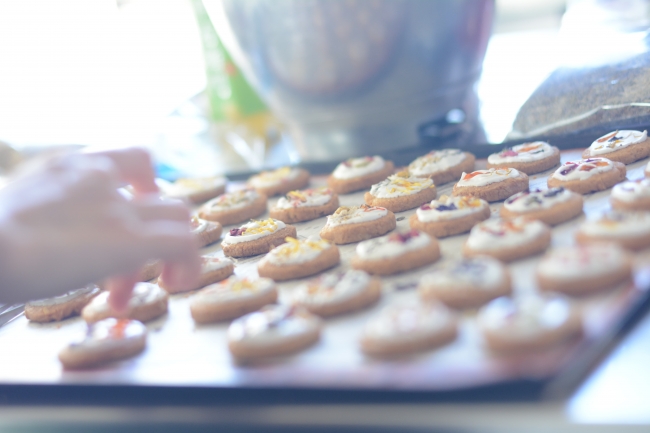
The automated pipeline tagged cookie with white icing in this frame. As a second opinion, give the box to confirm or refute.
[463,217,551,262]
[452,167,529,202]
[59,318,147,369]
[319,204,396,245]
[327,156,395,194]
[364,172,437,213]
[189,276,278,323]
[576,211,650,251]
[291,270,381,317]
[537,244,633,295]
[164,176,227,204]
[418,257,511,309]
[258,237,340,281]
[248,166,310,197]
[487,142,560,175]
[82,283,168,324]
[221,218,297,258]
[198,188,267,226]
[190,216,223,247]
[158,255,234,294]
[477,295,582,352]
[611,179,650,211]
[500,187,583,225]
[269,187,339,223]
[228,304,321,361]
[25,284,102,323]
[547,158,626,194]
[351,229,440,275]
[407,149,475,185]
[360,302,458,357]
[409,194,490,238]
[582,130,650,164]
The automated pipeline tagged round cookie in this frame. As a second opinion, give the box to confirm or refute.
[58,318,147,369]
[359,302,458,357]
[164,176,227,204]
[582,130,650,164]
[269,187,339,223]
[611,179,650,211]
[198,188,267,226]
[452,168,529,202]
[291,270,381,317]
[257,237,340,281]
[81,283,168,324]
[191,216,223,247]
[536,244,633,295]
[576,211,650,251]
[351,229,440,276]
[500,187,583,225]
[25,284,102,323]
[221,218,297,258]
[487,141,560,175]
[158,255,234,294]
[547,158,626,194]
[408,149,475,185]
[319,204,396,245]
[327,156,395,194]
[409,194,490,238]
[418,257,511,309]
[248,167,310,197]
[189,276,278,323]
[463,217,551,262]
[227,304,322,361]
[477,295,582,352]
[364,172,437,213]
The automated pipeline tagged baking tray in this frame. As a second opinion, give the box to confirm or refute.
[1,142,650,407]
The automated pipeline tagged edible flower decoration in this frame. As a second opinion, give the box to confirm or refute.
[253,167,294,184]
[505,188,565,206]
[481,219,531,237]
[387,229,421,243]
[559,158,610,176]
[212,189,256,208]
[343,156,376,168]
[420,195,482,211]
[283,187,331,207]
[462,167,512,181]
[272,237,330,259]
[229,218,280,237]
[498,142,546,157]
[371,172,433,196]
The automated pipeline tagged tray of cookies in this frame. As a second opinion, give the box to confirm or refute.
[2,129,650,404]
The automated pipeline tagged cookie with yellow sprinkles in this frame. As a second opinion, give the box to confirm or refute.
[364,172,437,213]
[258,237,340,281]
[221,218,297,258]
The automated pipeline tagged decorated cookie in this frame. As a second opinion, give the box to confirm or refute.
[228,304,322,360]
[58,318,147,369]
[547,158,626,194]
[582,130,650,164]
[319,204,396,245]
[477,295,582,352]
[327,156,395,194]
[258,237,340,281]
[351,229,440,275]
[190,216,223,247]
[291,270,381,317]
[611,179,650,211]
[82,283,168,324]
[500,187,583,225]
[463,217,551,262]
[536,244,633,295]
[158,255,234,294]
[407,149,475,185]
[360,302,458,357]
[487,141,560,175]
[25,284,102,323]
[248,166,310,197]
[221,218,297,258]
[364,172,437,213]
[452,167,529,202]
[138,260,163,282]
[189,276,278,323]
[576,211,650,251]
[197,188,267,226]
[409,194,490,238]
[164,176,227,204]
[418,257,511,309]
[269,187,339,223]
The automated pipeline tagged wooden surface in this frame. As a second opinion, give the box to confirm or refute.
[1,150,649,393]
